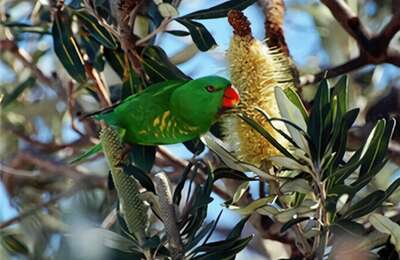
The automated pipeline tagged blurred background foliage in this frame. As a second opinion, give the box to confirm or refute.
[0,0,399,259]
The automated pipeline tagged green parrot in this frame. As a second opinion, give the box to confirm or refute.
[95,75,239,144]
[73,75,240,162]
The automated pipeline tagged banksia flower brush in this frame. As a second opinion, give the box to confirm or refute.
[100,127,147,244]
[223,10,295,167]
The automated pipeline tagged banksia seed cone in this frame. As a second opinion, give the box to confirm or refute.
[154,172,184,259]
[100,127,147,243]
[223,10,295,167]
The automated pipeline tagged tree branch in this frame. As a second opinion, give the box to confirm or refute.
[299,56,366,86]
[299,0,400,86]
[320,0,371,46]
[0,39,53,86]
[0,181,97,229]
[378,12,400,49]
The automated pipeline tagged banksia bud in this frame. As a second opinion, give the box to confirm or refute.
[223,10,295,167]
[154,172,184,259]
[100,127,147,244]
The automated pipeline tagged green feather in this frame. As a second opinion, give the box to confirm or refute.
[97,75,231,145]
[71,76,232,163]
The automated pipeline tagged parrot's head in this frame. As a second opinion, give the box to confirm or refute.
[170,75,240,131]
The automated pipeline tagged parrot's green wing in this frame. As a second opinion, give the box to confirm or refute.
[96,80,201,145]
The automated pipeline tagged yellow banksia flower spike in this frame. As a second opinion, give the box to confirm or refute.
[100,127,147,244]
[223,10,295,167]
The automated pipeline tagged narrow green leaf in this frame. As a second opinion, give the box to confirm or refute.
[227,216,250,240]
[229,197,274,215]
[70,143,102,164]
[1,231,29,255]
[330,219,365,238]
[307,79,330,162]
[104,47,125,79]
[2,22,50,34]
[343,190,385,220]
[351,158,389,192]
[173,161,193,205]
[239,114,298,162]
[142,45,190,83]
[202,210,223,246]
[175,19,217,52]
[165,30,190,36]
[369,213,400,252]
[192,236,253,257]
[283,87,308,121]
[129,145,156,172]
[1,77,36,107]
[276,87,307,150]
[281,178,312,194]
[231,182,249,205]
[383,178,400,202]
[179,0,257,20]
[213,168,257,182]
[333,76,349,119]
[183,138,205,155]
[281,217,310,233]
[75,10,118,49]
[83,228,141,253]
[122,164,155,193]
[185,221,215,251]
[52,12,87,83]
[358,119,393,179]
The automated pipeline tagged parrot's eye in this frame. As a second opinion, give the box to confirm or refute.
[206,85,216,92]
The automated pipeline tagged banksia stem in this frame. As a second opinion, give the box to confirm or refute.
[154,172,184,259]
[223,10,294,167]
[100,127,147,244]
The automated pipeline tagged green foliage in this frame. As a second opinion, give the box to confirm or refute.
[237,77,398,257]
[1,0,399,259]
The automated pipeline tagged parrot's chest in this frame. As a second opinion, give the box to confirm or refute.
[125,110,201,145]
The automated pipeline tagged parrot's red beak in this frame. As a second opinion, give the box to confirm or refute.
[222,85,240,109]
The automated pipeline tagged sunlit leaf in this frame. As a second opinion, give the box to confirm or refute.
[229,197,274,215]
[280,178,312,194]
[179,0,257,20]
[75,10,118,49]
[1,77,36,108]
[70,143,102,164]
[158,3,178,18]
[281,216,310,233]
[369,213,400,252]
[142,45,190,83]
[275,87,307,149]
[52,12,87,83]
[175,19,217,52]
[231,181,249,205]
[307,79,330,162]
